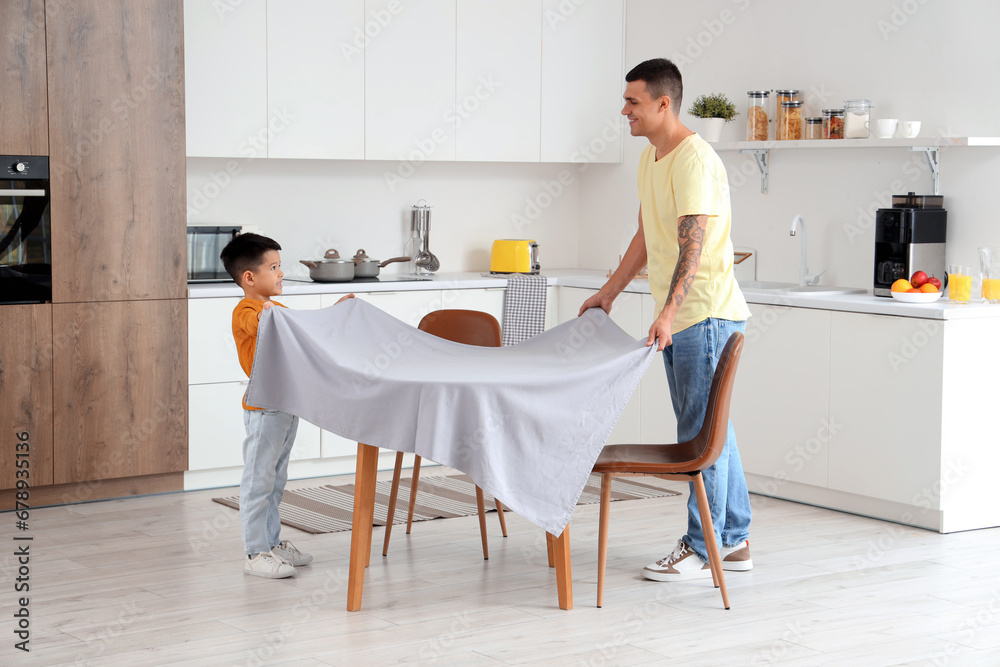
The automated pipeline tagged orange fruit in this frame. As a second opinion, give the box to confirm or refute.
[906,288,921,293]
[919,283,939,293]
[891,279,913,293]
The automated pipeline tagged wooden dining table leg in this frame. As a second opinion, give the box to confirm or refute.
[550,525,573,610]
[347,443,379,612]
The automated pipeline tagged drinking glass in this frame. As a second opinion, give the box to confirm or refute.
[980,248,1000,304]
[947,264,972,304]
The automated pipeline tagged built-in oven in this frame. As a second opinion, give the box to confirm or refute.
[0,156,51,304]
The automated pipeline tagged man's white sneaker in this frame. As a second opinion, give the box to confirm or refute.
[720,539,753,571]
[642,539,711,581]
[244,551,295,579]
[272,540,313,567]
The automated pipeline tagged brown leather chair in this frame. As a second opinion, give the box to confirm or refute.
[592,331,744,608]
[382,309,509,559]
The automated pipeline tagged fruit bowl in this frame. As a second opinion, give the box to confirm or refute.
[891,290,943,303]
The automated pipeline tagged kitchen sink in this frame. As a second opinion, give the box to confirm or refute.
[739,281,866,296]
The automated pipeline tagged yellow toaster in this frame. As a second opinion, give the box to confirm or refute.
[490,239,540,274]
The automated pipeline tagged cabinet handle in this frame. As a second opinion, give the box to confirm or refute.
[0,189,46,197]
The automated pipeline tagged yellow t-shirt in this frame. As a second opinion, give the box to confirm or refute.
[637,134,750,334]
[232,298,287,410]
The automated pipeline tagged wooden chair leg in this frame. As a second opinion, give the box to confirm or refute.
[692,472,730,610]
[494,499,508,537]
[406,455,422,534]
[597,473,611,608]
[546,532,555,568]
[382,451,405,557]
[475,486,489,560]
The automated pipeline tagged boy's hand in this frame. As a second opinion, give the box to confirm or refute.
[257,301,273,320]
[335,294,355,305]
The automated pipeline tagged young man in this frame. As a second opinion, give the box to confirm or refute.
[579,58,753,580]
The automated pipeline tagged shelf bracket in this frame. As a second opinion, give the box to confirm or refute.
[739,148,769,194]
[909,146,940,195]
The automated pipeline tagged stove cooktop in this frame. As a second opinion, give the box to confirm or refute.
[282,275,433,284]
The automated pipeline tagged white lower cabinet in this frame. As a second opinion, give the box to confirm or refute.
[732,304,831,489]
[827,311,943,506]
[638,294,678,445]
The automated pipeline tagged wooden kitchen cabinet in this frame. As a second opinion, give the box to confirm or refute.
[827,311,943,506]
[455,0,542,161]
[0,0,48,155]
[0,304,54,490]
[731,304,831,489]
[267,0,366,160]
[184,0,268,158]
[47,0,186,302]
[52,300,188,483]
[364,0,457,161]
[540,0,625,163]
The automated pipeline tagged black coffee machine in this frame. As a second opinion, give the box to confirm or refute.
[873,192,947,297]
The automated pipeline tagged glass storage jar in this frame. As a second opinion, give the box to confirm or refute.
[843,99,873,138]
[822,108,845,139]
[804,117,823,140]
[778,100,803,140]
[774,89,799,140]
[746,90,770,141]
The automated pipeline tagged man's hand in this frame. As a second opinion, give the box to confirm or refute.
[335,293,355,305]
[647,313,673,351]
[578,290,615,317]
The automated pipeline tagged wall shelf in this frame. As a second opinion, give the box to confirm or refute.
[710,136,1000,195]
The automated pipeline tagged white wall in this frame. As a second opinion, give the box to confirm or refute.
[580,0,1000,288]
[186,157,581,280]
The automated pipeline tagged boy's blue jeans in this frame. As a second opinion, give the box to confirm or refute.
[662,318,751,562]
[241,409,298,556]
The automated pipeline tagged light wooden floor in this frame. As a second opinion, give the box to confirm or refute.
[4,467,1000,667]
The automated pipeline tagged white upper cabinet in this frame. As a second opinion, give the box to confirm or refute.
[455,0,542,162]
[540,0,625,163]
[364,0,457,161]
[184,0,268,158]
[266,0,366,160]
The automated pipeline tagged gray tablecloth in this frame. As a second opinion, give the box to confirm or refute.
[245,298,655,534]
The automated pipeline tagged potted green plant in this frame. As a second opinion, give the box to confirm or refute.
[688,93,738,142]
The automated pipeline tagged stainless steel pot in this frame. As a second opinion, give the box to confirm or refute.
[300,249,356,282]
[351,249,410,278]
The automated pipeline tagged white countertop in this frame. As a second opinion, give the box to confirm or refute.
[188,269,1000,320]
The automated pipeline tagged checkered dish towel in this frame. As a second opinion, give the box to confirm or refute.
[501,274,547,346]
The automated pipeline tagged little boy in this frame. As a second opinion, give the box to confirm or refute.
[220,233,352,578]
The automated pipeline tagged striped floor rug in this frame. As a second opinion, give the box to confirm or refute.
[212,473,680,534]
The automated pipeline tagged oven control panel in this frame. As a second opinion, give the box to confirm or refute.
[3,156,49,179]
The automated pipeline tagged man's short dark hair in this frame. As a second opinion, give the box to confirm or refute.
[625,58,683,116]
[220,232,281,285]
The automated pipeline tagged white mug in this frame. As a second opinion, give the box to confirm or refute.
[900,120,921,138]
[872,118,899,139]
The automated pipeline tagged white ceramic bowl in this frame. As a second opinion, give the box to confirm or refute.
[891,290,943,303]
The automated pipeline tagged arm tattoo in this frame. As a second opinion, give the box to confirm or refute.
[667,215,707,308]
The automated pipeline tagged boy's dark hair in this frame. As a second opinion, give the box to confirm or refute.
[220,232,281,285]
[625,58,683,116]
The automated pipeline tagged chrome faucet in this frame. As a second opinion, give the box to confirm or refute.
[789,215,823,286]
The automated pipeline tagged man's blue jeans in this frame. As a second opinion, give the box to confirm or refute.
[241,409,298,555]
[662,318,750,561]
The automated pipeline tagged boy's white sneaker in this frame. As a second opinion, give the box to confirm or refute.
[245,551,295,578]
[272,540,313,567]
